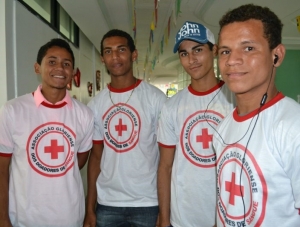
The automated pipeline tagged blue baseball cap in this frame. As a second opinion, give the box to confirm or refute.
[173,21,215,53]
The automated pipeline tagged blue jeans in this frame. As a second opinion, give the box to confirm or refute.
[96,204,159,227]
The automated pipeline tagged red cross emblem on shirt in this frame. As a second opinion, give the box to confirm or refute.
[115,118,127,136]
[196,128,213,149]
[225,172,244,205]
[44,139,64,159]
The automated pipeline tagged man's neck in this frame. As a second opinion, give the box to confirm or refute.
[41,87,66,104]
[190,73,219,92]
[236,86,278,115]
[110,73,136,89]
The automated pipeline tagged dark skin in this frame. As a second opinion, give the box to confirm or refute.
[0,156,12,227]
[34,46,74,104]
[218,19,285,114]
[100,36,138,89]
[178,40,218,92]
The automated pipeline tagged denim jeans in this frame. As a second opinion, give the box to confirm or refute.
[96,204,159,227]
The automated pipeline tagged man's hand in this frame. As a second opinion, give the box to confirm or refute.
[157,146,175,227]
[0,156,12,227]
[83,211,96,227]
[155,215,160,227]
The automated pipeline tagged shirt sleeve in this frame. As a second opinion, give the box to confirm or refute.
[157,101,177,147]
[276,107,300,210]
[0,105,14,156]
[282,130,300,209]
[87,99,104,142]
[152,90,167,136]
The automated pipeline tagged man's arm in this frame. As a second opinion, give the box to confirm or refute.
[77,151,90,170]
[83,143,103,227]
[157,146,175,227]
[0,156,12,227]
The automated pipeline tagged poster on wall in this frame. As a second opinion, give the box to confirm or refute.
[87,82,93,97]
[74,67,81,87]
[96,70,101,91]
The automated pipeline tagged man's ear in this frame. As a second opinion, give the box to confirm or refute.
[272,44,285,67]
[212,44,218,57]
[34,63,41,74]
[132,50,138,62]
[100,56,105,65]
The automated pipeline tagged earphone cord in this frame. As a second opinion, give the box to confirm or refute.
[240,108,261,224]
[204,86,257,146]
[239,64,275,224]
[205,84,259,224]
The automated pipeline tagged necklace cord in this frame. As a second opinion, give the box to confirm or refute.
[108,77,137,107]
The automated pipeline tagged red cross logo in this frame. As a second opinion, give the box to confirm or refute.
[115,118,127,136]
[196,128,213,149]
[225,172,244,205]
[44,139,64,159]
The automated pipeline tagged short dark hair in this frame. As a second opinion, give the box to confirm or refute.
[36,38,75,68]
[100,29,136,56]
[177,41,214,52]
[219,4,283,50]
[207,42,214,51]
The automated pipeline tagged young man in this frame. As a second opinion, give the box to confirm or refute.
[157,21,235,227]
[214,4,300,226]
[0,38,94,227]
[84,29,166,227]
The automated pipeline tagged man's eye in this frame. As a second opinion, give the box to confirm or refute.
[180,52,187,57]
[245,46,254,51]
[104,50,111,54]
[194,48,202,53]
[219,50,230,55]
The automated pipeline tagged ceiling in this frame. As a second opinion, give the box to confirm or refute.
[57,0,300,86]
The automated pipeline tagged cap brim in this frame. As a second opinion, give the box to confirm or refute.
[173,37,209,53]
[173,40,183,53]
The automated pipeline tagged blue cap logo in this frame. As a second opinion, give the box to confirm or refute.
[173,21,215,53]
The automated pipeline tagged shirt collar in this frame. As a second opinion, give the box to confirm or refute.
[33,85,73,108]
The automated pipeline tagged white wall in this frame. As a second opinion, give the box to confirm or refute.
[0,0,7,107]
[5,0,103,105]
[4,0,104,194]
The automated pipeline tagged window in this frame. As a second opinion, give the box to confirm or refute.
[59,5,78,44]
[22,0,51,22]
[18,0,79,47]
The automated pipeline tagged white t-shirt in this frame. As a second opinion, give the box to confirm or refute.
[0,87,94,227]
[213,93,300,226]
[157,81,235,227]
[88,79,167,207]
